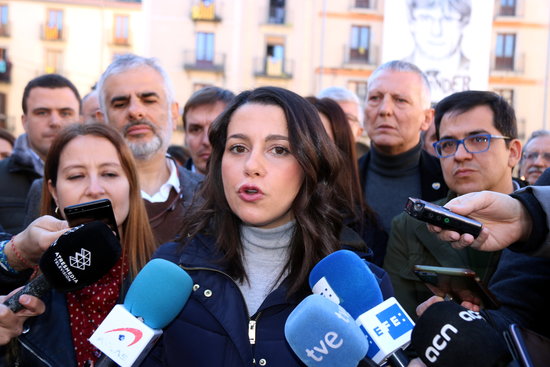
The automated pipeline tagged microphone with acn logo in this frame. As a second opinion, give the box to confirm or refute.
[309,250,413,366]
[410,301,512,367]
[90,258,193,367]
[285,294,376,367]
[4,221,121,312]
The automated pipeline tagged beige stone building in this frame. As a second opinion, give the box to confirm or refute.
[2,0,550,144]
[148,0,550,141]
[0,0,143,135]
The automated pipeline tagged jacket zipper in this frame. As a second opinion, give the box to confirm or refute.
[180,265,265,365]
[18,338,54,367]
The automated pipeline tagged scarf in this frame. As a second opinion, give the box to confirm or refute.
[66,255,128,366]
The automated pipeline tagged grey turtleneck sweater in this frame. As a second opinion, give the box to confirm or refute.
[238,221,295,316]
[366,143,423,233]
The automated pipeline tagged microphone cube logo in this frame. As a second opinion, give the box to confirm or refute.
[357,297,415,358]
[374,303,414,340]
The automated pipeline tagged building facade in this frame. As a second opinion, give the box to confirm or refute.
[148,0,550,141]
[3,0,550,144]
[0,0,142,134]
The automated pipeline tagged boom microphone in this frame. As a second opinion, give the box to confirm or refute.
[285,294,372,367]
[410,301,512,367]
[309,250,413,366]
[4,221,121,312]
[90,258,193,367]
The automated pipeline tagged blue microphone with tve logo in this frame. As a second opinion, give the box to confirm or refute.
[285,294,375,367]
[309,250,413,367]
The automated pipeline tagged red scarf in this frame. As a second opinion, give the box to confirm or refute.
[66,256,128,367]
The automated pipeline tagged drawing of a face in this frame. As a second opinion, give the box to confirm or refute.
[408,0,471,60]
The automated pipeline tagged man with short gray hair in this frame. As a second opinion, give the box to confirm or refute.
[317,86,370,156]
[317,86,364,139]
[358,60,448,264]
[96,54,202,244]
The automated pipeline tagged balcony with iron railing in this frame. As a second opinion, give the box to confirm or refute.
[40,23,66,42]
[191,2,221,22]
[253,57,293,79]
[183,50,225,73]
[349,0,379,11]
[343,44,379,67]
[490,52,525,74]
[493,0,524,18]
[0,59,11,83]
[259,5,292,26]
[111,28,132,47]
[0,22,10,37]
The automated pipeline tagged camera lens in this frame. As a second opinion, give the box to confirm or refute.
[414,203,424,212]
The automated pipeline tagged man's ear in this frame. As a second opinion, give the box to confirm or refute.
[21,114,29,133]
[95,110,105,123]
[420,108,435,132]
[171,102,179,131]
[508,139,523,168]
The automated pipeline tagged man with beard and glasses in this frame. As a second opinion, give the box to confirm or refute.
[95,54,202,244]
[384,90,525,320]
[518,130,550,185]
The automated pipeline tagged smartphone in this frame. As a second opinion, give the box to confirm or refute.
[505,324,550,367]
[64,199,120,240]
[413,265,500,309]
[404,197,483,238]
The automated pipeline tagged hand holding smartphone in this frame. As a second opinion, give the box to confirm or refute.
[413,265,500,309]
[63,199,120,240]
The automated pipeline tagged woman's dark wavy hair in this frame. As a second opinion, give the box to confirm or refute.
[179,86,346,297]
[305,96,379,229]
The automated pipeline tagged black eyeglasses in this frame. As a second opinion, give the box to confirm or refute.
[433,134,511,158]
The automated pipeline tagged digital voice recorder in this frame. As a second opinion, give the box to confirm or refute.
[404,197,483,238]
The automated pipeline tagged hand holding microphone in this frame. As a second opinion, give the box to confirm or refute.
[3,221,122,312]
[5,215,70,271]
[90,258,193,367]
[0,292,45,345]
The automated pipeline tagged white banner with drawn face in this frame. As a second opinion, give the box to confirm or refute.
[382,0,494,103]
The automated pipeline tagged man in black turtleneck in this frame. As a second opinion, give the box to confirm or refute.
[358,60,448,259]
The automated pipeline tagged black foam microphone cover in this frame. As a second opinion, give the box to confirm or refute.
[411,301,512,367]
[4,221,121,312]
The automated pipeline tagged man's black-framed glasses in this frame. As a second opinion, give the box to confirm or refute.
[433,134,511,158]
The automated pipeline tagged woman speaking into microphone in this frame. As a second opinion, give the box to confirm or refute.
[142,87,393,367]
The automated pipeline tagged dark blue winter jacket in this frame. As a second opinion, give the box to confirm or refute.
[142,232,394,367]
[482,248,550,339]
